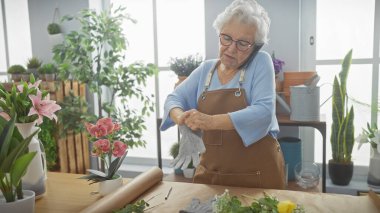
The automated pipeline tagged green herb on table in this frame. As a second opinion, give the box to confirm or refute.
[113,200,148,213]
[213,190,305,213]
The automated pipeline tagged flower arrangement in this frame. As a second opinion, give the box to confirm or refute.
[169,54,203,77]
[271,52,285,75]
[0,75,61,124]
[81,117,128,183]
[356,122,380,153]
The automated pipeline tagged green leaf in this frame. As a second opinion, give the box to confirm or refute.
[10,152,37,187]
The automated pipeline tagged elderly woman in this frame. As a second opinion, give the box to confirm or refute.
[161,0,285,189]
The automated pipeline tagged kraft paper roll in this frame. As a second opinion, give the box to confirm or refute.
[80,166,163,213]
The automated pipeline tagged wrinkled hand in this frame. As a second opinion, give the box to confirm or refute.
[184,109,214,131]
[171,125,205,169]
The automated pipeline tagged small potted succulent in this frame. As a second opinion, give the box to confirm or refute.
[26,57,42,78]
[7,64,26,82]
[0,115,38,212]
[169,54,203,88]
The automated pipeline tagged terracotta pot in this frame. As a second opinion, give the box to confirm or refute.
[328,159,353,186]
[283,71,316,105]
[174,76,187,88]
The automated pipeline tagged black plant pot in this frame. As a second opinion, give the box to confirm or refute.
[328,159,353,186]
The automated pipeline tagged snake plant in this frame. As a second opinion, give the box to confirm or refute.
[330,49,354,163]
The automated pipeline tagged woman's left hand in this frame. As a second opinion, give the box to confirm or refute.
[184,109,214,131]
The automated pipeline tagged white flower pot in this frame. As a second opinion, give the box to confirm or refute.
[183,168,195,179]
[98,174,123,196]
[48,33,64,47]
[0,190,35,213]
[368,146,380,188]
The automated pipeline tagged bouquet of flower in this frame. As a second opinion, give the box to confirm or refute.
[0,75,61,124]
[82,117,128,183]
[355,122,380,153]
[272,52,285,75]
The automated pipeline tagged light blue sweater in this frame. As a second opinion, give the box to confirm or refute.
[160,51,279,147]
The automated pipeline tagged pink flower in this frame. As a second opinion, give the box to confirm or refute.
[93,139,111,155]
[17,80,42,93]
[112,140,127,157]
[96,117,114,135]
[85,122,108,138]
[28,91,61,125]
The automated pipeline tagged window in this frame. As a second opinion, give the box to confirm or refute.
[0,0,32,81]
[314,0,378,166]
[111,0,205,160]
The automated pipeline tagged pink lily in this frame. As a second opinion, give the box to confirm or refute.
[17,80,42,93]
[28,91,61,125]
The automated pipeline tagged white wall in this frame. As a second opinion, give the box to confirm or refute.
[28,0,88,63]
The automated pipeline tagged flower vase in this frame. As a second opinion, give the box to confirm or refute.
[15,122,47,199]
[98,174,123,196]
[367,146,380,188]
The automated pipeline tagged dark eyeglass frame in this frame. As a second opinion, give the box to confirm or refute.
[219,33,254,52]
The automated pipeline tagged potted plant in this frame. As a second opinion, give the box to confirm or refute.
[7,64,26,82]
[0,115,38,212]
[26,57,42,78]
[328,49,355,186]
[38,63,57,81]
[47,23,64,47]
[52,6,156,155]
[169,54,203,87]
[355,123,380,187]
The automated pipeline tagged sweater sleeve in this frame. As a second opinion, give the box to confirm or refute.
[160,63,205,131]
[228,52,276,147]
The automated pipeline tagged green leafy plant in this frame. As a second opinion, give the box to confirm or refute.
[330,49,354,163]
[53,6,157,149]
[57,91,96,136]
[26,57,42,69]
[114,200,148,213]
[38,63,58,74]
[212,190,305,213]
[47,23,61,35]
[7,65,26,74]
[169,54,203,77]
[38,117,58,170]
[0,115,37,203]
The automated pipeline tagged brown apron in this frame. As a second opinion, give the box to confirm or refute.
[193,61,286,189]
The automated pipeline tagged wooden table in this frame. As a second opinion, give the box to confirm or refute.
[36,171,379,213]
[35,172,101,213]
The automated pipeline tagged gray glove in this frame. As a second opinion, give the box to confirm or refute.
[171,125,205,170]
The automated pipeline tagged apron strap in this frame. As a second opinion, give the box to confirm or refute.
[201,60,246,99]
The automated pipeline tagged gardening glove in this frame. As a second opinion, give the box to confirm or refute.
[171,125,205,170]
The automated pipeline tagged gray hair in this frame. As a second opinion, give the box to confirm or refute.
[213,0,270,44]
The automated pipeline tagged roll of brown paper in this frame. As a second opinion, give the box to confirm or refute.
[80,166,163,213]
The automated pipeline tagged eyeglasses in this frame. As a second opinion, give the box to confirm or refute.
[219,33,254,52]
